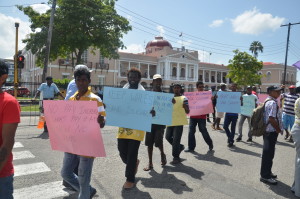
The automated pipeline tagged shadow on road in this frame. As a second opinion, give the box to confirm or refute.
[276,140,295,148]
[121,181,152,199]
[33,131,49,139]
[193,151,232,166]
[229,146,261,158]
[140,168,193,194]
[269,180,298,199]
[163,163,205,180]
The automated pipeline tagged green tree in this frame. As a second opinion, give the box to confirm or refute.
[249,41,263,58]
[227,50,263,88]
[18,0,131,66]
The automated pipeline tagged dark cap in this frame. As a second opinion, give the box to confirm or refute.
[173,82,182,87]
[267,86,281,92]
[46,76,53,80]
[246,86,252,89]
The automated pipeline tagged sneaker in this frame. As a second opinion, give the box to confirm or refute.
[184,148,194,153]
[246,138,252,142]
[90,188,97,198]
[270,173,277,179]
[260,177,277,185]
[236,137,242,142]
[180,145,185,153]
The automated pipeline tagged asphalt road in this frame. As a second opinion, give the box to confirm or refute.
[12,116,298,199]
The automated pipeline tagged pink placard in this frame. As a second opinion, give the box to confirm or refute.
[184,91,214,116]
[258,94,281,105]
[43,100,106,157]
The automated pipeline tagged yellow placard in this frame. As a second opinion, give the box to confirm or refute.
[171,96,188,126]
[117,128,145,141]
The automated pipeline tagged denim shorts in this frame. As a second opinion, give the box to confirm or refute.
[282,112,295,130]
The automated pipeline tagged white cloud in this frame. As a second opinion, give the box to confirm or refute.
[209,20,224,28]
[0,13,31,59]
[30,4,50,14]
[119,44,144,54]
[231,8,285,35]
[156,25,165,37]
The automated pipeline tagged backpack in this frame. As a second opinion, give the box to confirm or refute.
[250,99,277,137]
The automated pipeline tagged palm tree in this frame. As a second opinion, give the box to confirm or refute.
[249,41,263,58]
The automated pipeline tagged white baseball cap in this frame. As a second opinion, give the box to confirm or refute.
[153,74,162,80]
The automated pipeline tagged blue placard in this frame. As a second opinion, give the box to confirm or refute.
[216,91,241,113]
[103,87,154,132]
[152,92,174,125]
[241,95,256,116]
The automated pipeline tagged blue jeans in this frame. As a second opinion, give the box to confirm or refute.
[188,118,213,150]
[0,174,13,199]
[224,114,238,144]
[61,153,95,199]
[166,126,184,159]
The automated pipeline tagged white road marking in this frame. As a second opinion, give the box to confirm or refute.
[14,162,51,177]
[13,142,24,148]
[13,151,35,160]
[14,181,72,199]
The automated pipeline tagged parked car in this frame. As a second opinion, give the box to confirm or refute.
[5,87,31,97]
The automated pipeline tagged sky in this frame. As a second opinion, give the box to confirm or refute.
[0,0,300,84]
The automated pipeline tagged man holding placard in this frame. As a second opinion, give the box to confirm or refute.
[144,74,167,171]
[117,68,148,189]
[237,86,258,142]
[223,83,241,147]
[185,81,214,153]
[166,83,190,164]
[60,66,105,198]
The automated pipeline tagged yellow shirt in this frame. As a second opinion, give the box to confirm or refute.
[117,128,145,141]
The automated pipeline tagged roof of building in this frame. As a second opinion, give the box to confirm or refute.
[263,62,277,65]
[146,36,172,49]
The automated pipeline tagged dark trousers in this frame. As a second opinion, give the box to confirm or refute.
[166,126,184,159]
[223,114,238,144]
[188,118,213,150]
[260,131,278,178]
[118,139,140,183]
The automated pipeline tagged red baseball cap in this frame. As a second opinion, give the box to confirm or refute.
[289,85,296,89]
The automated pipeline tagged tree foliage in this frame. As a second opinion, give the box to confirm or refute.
[18,0,131,66]
[53,78,71,89]
[227,50,263,88]
[249,41,263,58]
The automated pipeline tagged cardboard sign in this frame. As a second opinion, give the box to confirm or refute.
[43,100,106,157]
[216,91,241,113]
[241,95,256,116]
[152,92,174,125]
[103,87,154,132]
[184,91,214,116]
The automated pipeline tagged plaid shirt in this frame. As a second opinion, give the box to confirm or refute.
[264,96,283,132]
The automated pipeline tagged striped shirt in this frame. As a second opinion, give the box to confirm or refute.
[281,93,299,115]
[69,90,106,117]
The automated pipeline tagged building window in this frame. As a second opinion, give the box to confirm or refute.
[99,51,104,64]
[199,75,203,81]
[217,72,221,83]
[172,67,177,77]
[98,76,105,86]
[180,67,185,77]
[81,50,88,63]
[266,71,271,81]
[205,71,209,82]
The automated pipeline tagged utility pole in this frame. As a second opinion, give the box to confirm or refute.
[14,22,19,98]
[42,0,57,82]
[281,22,300,84]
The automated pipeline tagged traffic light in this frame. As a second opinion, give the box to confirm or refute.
[17,55,25,69]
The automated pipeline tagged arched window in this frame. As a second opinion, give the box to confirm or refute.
[180,67,185,77]
[172,67,177,77]
[120,80,127,87]
[266,71,271,81]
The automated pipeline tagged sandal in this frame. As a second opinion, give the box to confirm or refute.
[143,164,153,171]
[161,154,167,166]
[123,181,135,189]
